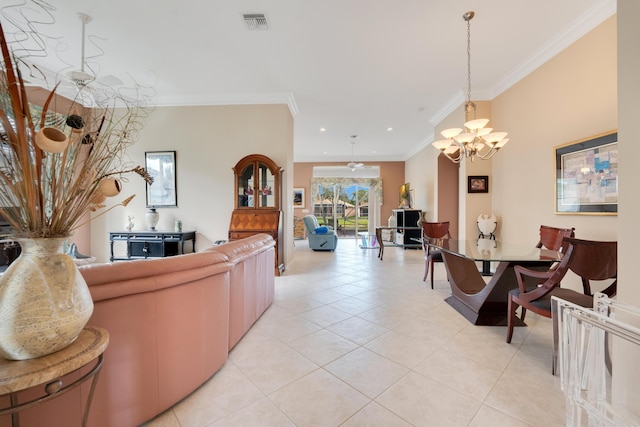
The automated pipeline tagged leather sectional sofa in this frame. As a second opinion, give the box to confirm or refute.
[1,234,275,427]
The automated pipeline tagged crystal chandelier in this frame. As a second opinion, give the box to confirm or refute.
[432,11,509,163]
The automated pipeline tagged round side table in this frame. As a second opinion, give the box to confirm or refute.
[0,327,109,427]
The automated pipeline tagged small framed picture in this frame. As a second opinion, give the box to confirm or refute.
[468,176,489,193]
[293,187,305,208]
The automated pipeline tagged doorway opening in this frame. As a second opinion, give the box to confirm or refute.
[310,167,383,241]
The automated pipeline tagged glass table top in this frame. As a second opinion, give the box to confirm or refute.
[427,238,562,263]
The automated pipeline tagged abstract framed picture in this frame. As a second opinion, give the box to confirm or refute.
[468,176,488,193]
[555,131,617,215]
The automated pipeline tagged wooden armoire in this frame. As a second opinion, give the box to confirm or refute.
[228,154,284,275]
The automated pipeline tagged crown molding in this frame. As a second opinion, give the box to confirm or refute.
[490,0,616,98]
[155,91,298,116]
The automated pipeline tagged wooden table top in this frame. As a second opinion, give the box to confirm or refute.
[0,327,109,394]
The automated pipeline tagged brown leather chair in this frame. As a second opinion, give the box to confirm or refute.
[506,237,617,346]
[537,225,575,251]
[421,221,451,289]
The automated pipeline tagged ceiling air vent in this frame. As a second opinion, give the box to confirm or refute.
[243,13,269,30]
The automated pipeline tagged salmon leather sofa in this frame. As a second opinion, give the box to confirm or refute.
[0,234,275,427]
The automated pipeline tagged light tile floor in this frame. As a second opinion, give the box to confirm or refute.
[143,239,566,427]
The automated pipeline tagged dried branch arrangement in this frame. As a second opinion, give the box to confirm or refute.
[0,16,153,238]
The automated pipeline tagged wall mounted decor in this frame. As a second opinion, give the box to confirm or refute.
[293,188,305,208]
[145,151,177,207]
[555,131,617,215]
[468,176,489,193]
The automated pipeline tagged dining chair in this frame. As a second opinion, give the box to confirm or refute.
[566,238,617,297]
[375,226,384,260]
[528,225,577,282]
[421,221,451,289]
[537,225,575,251]
[506,237,618,371]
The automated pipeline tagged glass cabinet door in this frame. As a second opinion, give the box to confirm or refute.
[257,162,276,208]
[233,154,281,210]
[237,164,255,207]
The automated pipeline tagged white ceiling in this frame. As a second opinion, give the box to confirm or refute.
[0,0,616,163]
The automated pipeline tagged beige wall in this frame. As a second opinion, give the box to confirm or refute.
[89,104,294,264]
[618,1,639,306]
[492,16,617,246]
[293,161,405,224]
[616,0,640,411]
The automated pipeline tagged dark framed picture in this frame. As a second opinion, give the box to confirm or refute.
[555,131,617,215]
[145,151,177,207]
[468,176,488,193]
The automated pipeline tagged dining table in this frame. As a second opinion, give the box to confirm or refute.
[427,238,562,326]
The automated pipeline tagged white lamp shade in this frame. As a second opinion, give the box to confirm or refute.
[432,139,452,150]
[464,118,489,130]
[454,132,475,144]
[495,138,509,148]
[482,132,508,144]
[441,128,462,139]
[476,127,492,137]
[444,144,459,155]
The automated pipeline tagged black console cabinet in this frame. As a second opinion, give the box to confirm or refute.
[109,231,196,261]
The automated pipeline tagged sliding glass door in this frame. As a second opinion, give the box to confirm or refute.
[313,183,369,238]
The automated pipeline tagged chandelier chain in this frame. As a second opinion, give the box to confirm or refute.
[431,10,509,163]
[466,17,472,104]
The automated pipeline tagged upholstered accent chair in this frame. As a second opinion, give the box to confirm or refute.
[302,215,338,251]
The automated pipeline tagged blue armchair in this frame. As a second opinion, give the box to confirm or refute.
[303,215,338,251]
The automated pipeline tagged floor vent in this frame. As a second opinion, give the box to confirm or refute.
[243,14,269,30]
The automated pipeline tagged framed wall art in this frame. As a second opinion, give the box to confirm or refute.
[293,187,305,208]
[468,176,489,193]
[145,151,177,207]
[555,131,617,215]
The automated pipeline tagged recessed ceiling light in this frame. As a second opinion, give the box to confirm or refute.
[386,127,393,132]
[320,128,326,132]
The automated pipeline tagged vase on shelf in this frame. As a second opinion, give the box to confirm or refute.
[0,237,94,360]
[145,208,160,230]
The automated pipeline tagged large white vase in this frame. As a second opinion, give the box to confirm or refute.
[145,208,160,230]
[0,237,94,360]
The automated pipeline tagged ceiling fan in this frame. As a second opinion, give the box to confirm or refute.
[65,13,121,88]
[347,135,365,171]
[57,13,123,101]
[18,12,125,105]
